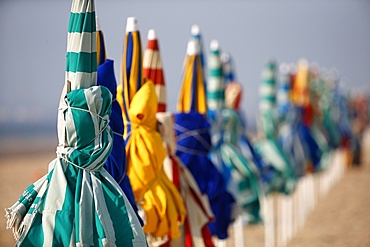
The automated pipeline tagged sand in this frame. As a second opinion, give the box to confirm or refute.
[0,130,369,247]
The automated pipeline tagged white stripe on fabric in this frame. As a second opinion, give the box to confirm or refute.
[42,161,67,246]
[262,69,274,80]
[143,50,162,69]
[67,32,97,53]
[259,102,274,111]
[65,71,97,90]
[277,93,289,102]
[90,132,112,171]
[207,100,222,110]
[65,106,78,149]
[71,0,94,13]
[207,77,224,91]
[259,84,275,96]
[44,160,67,211]
[91,173,116,245]
[85,87,101,156]
[208,57,221,69]
[79,171,94,246]
[100,169,148,245]
[42,212,55,247]
[155,84,166,103]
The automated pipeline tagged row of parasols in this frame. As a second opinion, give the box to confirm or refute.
[5,0,368,246]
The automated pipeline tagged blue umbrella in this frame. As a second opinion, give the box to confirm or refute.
[176,37,235,240]
[97,58,142,225]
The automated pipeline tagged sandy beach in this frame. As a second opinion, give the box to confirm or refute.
[1,130,369,247]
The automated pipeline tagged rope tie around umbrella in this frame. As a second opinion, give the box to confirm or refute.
[5,1,147,245]
[117,17,187,243]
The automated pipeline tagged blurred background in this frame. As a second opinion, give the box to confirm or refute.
[1,0,370,154]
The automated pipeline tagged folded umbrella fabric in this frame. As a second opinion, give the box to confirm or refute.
[124,80,187,240]
[175,112,235,239]
[97,59,142,225]
[6,86,147,246]
[157,112,215,247]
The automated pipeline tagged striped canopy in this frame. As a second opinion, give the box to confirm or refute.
[143,29,167,113]
[95,16,140,223]
[6,1,147,246]
[117,17,144,141]
[259,59,277,113]
[157,112,215,247]
[225,82,242,110]
[255,60,297,194]
[206,44,261,223]
[207,40,225,112]
[177,38,207,114]
[117,18,186,241]
[176,31,235,239]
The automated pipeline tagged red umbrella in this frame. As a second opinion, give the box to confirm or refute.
[143,29,167,113]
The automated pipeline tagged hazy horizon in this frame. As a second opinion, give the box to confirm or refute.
[1,0,370,142]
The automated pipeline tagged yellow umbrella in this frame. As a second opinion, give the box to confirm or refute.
[118,17,186,241]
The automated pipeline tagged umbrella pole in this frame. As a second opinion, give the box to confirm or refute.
[215,239,227,247]
[264,195,275,247]
[233,214,245,246]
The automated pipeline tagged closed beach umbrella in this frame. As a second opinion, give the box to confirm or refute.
[96,17,106,67]
[294,59,322,172]
[95,20,141,224]
[277,63,307,178]
[207,40,262,223]
[207,40,225,113]
[221,52,235,85]
[143,29,167,113]
[5,0,147,246]
[149,30,214,246]
[175,37,235,240]
[157,112,215,247]
[254,59,296,194]
[117,17,144,141]
[177,32,207,114]
[118,17,186,242]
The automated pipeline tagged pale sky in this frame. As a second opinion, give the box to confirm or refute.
[1,0,370,135]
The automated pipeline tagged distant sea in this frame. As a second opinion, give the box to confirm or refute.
[0,122,57,155]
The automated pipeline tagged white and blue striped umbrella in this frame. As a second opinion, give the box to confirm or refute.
[5,0,147,246]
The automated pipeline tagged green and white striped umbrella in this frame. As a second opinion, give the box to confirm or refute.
[207,40,225,112]
[258,59,279,138]
[5,0,147,246]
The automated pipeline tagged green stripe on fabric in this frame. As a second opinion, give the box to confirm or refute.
[66,52,97,73]
[262,79,275,86]
[21,213,44,246]
[210,50,220,56]
[261,95,276,102]
[209,68,223,77]
[101,178,134,247]
[207,91,225,99]
[52,165,76,246]
[68,12,96,33]
[19,184,36,208]
[74,170,83,243]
